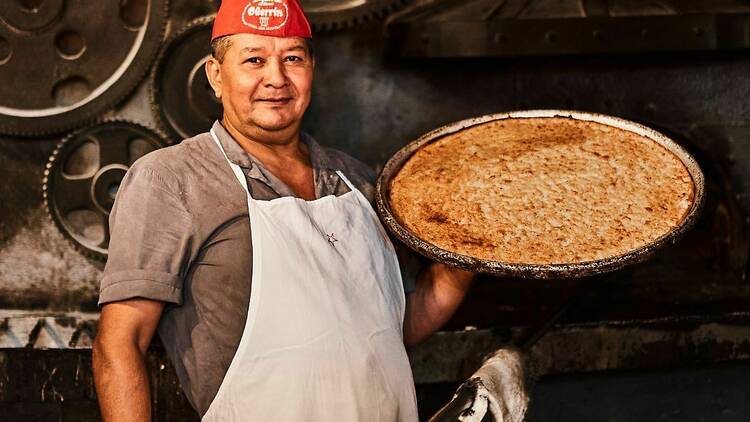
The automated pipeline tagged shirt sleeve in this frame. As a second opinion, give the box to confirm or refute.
[98,163,194,306]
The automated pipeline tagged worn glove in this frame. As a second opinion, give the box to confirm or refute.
[428,347,529,422]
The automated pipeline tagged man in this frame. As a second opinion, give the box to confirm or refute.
[92,1,476,420]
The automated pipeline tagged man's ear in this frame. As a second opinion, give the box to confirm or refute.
[205,57,222,100]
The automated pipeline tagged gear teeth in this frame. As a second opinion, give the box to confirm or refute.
[307,0,411,32]
[149,14,217,144]
[42,119,169,261]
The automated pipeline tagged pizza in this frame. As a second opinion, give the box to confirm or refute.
[388,117,695,265]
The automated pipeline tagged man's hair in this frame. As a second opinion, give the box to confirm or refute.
[210,36,315,64]
[210,36,234,64]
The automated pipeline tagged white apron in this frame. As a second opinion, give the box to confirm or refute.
[203,130,419,422]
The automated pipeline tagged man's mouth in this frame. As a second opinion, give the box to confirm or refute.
[256,97,292,105]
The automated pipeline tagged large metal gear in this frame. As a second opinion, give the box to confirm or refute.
[0,0,169,136]
[150,15,221,142]
[302,0,412,30]
[43,120,169,260]
[202,1,412,30]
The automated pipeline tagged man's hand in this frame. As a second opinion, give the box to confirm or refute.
[93,299,164,422]
[403,263,476,347]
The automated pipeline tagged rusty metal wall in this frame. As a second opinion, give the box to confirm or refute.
[0,0,217,312]
[3,1,750,421]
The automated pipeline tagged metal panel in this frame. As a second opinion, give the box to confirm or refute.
[410,313,750,383]
[387,0,750,57]
[0,312,97,349]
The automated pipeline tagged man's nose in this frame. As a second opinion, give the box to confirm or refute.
[264,59,287,88]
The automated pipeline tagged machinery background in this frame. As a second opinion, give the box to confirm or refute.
[0,0,170,136]
[2,0,750,420]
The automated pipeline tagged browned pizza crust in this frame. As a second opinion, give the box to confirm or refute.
[388,117,695,265]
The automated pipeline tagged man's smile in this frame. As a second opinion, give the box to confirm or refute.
[255,97,293,105]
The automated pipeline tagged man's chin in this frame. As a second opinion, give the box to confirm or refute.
[256,121,294,132]
[246,117,298,134]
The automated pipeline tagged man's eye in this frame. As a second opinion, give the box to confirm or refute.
[285,56,303,62]
[245,57,263,64]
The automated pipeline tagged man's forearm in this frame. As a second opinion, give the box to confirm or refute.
[93,339,152,422]
[403,263,476,347]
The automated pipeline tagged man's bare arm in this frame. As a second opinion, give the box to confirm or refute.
[403,263,476,348]
[93,299,165,422]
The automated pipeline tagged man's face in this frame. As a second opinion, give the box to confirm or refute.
[208,33,314,141]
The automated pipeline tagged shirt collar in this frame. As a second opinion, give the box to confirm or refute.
[212,121,334,169]
[210,121,339,196]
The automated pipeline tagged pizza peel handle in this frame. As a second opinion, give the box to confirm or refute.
[375,110,705,280]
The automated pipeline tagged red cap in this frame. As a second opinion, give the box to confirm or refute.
[211,0,312,41]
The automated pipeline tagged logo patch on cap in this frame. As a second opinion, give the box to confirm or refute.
[242,0,289,31]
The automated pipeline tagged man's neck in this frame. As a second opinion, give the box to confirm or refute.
[221,118,317,200]
[221,118,311,169]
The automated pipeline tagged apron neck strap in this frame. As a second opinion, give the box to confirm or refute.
[335,170,357,192]
[210,128,249,192]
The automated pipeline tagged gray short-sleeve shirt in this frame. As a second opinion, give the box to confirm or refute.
[98,122,422,416]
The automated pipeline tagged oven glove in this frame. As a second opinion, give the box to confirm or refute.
[428,347,529,422]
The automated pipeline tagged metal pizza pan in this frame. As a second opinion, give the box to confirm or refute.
[375,110,706,279]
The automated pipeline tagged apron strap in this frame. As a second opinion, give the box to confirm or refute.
[210,128,249,192]
[335,170,357,192]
